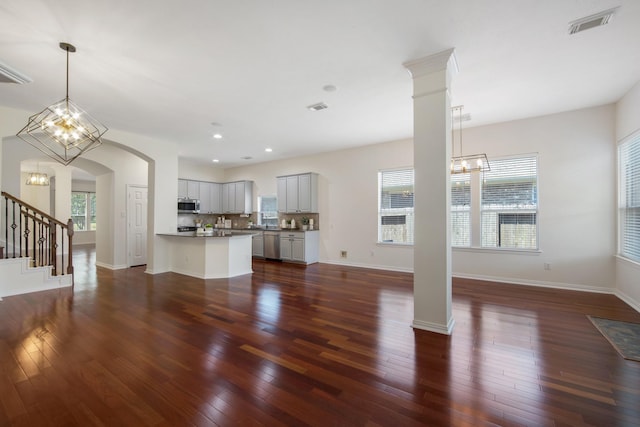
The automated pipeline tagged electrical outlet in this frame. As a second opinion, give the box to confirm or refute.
[340,250,347,258]
[544,262,551,270]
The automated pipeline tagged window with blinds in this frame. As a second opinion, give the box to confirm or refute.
[481,156,538,249]
[378,169,414,244]
[619,133,640,261]
[451,173,471,246]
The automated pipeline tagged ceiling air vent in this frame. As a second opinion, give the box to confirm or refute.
[0,61,32,84]
[569,7,618,35]
[307,102,328,111]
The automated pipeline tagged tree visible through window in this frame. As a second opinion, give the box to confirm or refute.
[378,169,414,244]
[71,192,96,231]
[481,156,538,249]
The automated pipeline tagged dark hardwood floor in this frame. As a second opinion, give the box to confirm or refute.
[1,246,639,426]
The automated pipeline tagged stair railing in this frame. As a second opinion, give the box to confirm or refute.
[1,191,74,280]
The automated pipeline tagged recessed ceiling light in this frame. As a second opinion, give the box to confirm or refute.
[213,133,223,139]
[212,159,219,163]
[307,102,328,111]
[323,84,337,92]
[241,156,252,160]
[265,148,273,152]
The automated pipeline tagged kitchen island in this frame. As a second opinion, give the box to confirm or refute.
[158,230,255,279]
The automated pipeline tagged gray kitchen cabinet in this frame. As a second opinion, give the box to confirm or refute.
[222,181,253,214]
[277,172,318,213]
[178,179,188,199]
[277,176,287,212]
[279,231,319,264]
[178,179,201,199]
[210,183,222,214]
[187,180,200,199]
[199,182,222,214]
[199,181,212,213]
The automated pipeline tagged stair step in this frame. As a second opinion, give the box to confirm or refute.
[0,257,72,298]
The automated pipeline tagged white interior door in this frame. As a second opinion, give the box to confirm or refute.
[127,185,148,267]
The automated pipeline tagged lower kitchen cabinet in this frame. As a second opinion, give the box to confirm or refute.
[279,230,319,264]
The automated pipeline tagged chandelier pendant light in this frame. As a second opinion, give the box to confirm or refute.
[25,162,50,186]
[16,42,108,166]
[450,105,490,174]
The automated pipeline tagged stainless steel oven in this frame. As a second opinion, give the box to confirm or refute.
[177,198,200,214]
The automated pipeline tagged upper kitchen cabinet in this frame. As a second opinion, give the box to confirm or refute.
[199,182,222,214]
[277,173,318,213]
[222,181,253,214]
[178,179,201,199]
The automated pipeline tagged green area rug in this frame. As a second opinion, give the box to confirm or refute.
[588,316,640,362]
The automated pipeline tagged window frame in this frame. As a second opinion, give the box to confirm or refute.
[479,154,539,251]
[377,168,415,245]
[618,131,640,263]
[71,191,97,232]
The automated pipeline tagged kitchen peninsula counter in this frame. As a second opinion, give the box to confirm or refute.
[158,231,255,279]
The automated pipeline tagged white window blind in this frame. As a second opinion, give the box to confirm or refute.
[378,169,414,244]
[481,156,538,249]
[451,173,471,246]
[620,134,640,261]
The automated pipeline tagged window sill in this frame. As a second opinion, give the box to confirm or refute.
[615,255,640,267]
[376,242,413,248]
[453,246,542,255]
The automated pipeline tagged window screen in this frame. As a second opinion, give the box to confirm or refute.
[378,169,414,244]
[481,156,538,249]
[451,173,471,246]
[620,134,640,261]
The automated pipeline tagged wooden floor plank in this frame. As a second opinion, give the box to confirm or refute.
[0,247,639,426]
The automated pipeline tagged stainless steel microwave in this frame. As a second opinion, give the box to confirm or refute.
[177,198,200,214]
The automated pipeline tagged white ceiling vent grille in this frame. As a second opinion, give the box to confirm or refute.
[0,61,32,84]
[307,102,328,111]
[569,8,618,35]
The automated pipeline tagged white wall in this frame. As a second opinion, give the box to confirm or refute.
[224,105,618,291]
[616,81,640,311]
[224,139,415,271]
[81,143,148,268]
[1,105,180,274]
[20,172,50,213]
[453,105,616,292]
[179,159,225,182]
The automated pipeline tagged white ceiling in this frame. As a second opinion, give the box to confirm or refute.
[1,0,639,169]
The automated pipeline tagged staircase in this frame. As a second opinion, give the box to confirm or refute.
[1,191,74,299]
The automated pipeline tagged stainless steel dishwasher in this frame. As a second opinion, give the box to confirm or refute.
[263,231,281,260]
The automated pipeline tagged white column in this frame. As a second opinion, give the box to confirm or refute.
[404,49,457,335]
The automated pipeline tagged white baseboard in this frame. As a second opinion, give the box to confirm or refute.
[95,261,128,270]
[322,259,413,273]
[453,272,615,295]
[412,317,455,335]
[615,289,640,313]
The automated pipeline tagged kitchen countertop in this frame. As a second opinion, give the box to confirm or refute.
[159,230,258,238]
[237,227,318,232]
